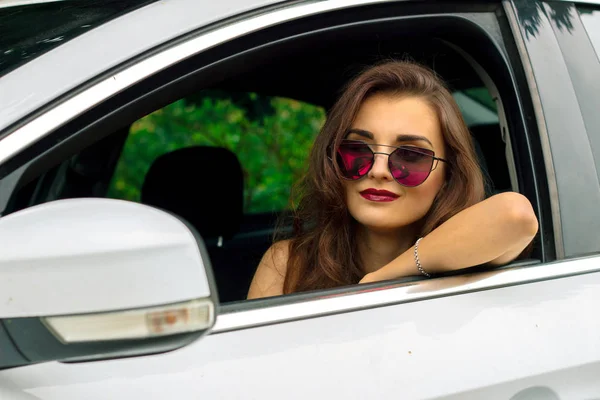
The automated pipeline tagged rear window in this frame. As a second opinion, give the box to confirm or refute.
[0,0,156,77]
[454,88,498,126]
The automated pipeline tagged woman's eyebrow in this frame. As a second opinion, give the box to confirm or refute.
[346,128,373,139]
[396,134,433,147]
[347,129,433,147]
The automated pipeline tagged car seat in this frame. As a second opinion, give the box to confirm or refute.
[141,146,252,303]
[470,123,512,194]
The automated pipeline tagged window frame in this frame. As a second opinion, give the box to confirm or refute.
[0,0,573,329]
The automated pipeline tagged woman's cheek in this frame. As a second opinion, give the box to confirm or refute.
[410,173,445,213]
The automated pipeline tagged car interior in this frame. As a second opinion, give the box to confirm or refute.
[0,3,547,304]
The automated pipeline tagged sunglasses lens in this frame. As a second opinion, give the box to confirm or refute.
[336,141,373,180]
[389,147,435,186]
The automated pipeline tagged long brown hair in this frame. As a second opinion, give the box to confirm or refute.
[281,61,485,294]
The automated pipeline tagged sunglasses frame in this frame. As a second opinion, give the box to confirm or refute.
[335,139,448,187]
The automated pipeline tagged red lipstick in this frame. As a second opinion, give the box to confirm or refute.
[359,188,400,202]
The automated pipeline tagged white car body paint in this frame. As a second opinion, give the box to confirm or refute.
[2,262,600,399]
[0,199,211,318]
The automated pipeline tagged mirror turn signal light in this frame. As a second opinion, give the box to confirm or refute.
[43,299,214,343]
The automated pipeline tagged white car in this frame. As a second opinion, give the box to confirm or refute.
[1,0,600,398]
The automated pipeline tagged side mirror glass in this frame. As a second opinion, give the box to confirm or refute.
[0,199,217,367]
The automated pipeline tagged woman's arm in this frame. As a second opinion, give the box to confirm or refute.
[360,192,538,283]
[247,240,290,299]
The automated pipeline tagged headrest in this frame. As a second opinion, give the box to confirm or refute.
[469,124,511,192]
[141,146,243,240]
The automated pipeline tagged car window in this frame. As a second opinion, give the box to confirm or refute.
[453,88,498,126]
[579,6,600,61]
[0,0,156,78]
[107,91,325,214]
[107,88,495,215]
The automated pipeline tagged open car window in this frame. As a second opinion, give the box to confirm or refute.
[108,89,497,215]
[108,91,325,215]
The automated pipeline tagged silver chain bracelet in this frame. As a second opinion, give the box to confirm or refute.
[414,237,431,278]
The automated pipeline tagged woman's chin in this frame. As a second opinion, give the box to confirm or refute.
[353,216,418,234]
[347,197,429,233]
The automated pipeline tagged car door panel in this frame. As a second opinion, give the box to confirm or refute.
[3,256,600,399]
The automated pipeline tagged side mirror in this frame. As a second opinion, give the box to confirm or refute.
[0,199,217,368]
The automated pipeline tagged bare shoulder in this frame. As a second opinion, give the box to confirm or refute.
[247,240,291,299]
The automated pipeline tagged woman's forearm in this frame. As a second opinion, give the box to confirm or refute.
[363,192,539,282]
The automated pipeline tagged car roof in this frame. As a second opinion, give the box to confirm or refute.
[0,0,287,134]
[0,0,158,78]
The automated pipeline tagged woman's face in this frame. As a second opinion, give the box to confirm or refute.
[343,94,447,233]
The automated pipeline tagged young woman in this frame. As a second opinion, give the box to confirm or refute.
[248,61,538,299]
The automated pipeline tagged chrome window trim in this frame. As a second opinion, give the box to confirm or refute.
[0,0,392,165]
[213,255,600,333]
[503,0,564,259]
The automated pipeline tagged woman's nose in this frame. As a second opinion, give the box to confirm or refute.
[368,153,393,181]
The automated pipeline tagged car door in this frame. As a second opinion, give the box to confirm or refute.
[1,0,600,399]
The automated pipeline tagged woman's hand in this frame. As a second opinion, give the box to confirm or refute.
[359,273,377,284]
[362,192,538,283]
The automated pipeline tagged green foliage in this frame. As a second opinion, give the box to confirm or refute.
[107,92,325,214]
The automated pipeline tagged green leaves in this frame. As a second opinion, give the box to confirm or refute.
[107,92,325,214]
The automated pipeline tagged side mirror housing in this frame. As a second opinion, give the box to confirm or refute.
[0,199,217,368]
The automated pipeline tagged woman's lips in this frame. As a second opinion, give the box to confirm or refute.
[359,188,400,202]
